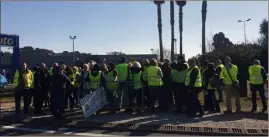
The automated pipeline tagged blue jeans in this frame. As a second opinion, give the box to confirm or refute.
[206,89,220,112]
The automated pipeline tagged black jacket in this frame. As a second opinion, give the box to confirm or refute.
[49,72,71,90]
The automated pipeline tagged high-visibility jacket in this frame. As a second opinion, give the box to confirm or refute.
[89,71,102,90]
[68,73,75,86]
[173,63,189,83]
[13,70,34,89]
[221,64,238,85]
[202,69,216,90]
[116,63,128,81]
[132,72,142,89]
[148,66,163,87]
[48,67,54,76]
[142,66,149,81]
[185,66,202,87]
[73,70,81,88]
[248,65,263,85]
[105,70,118,90]
[217,64,225,79]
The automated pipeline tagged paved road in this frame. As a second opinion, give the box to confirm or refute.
[0,125,183,136]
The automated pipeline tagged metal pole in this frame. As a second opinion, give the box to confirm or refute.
[244,21,247,46]
[72,38,75,65]
[179,6,183,55]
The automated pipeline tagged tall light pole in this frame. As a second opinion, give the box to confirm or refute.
[69,36,76,65]
[173,38,177,54]
[238,19,251,46]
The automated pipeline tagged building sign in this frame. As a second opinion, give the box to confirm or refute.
[0,34,19,47]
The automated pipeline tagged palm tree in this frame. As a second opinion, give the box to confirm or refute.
[202,1,207,55]
[170,1,175,61]
[154,0,165,62]
[176,1,186,55]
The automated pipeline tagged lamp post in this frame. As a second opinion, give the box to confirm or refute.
[69,36,76,65]
[151,49,154,54]
[238,19,251,46]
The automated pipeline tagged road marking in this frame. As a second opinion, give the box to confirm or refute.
[1,125,121,137]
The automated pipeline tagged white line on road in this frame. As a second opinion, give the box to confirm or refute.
[1,125,122,137]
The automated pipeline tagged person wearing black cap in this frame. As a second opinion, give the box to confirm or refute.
[174,55,189,113]
[49,66,71,119]
[116,56,131,111]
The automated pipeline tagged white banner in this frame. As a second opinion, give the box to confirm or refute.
[80,87,107,119]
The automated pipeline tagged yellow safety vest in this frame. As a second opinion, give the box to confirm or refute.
[148,66,163,87]
[142,66,149,81]
[13,70,34,89]
[222,65,238,85]
[116,63,128,81]
[173,63,189,83]
[73,71,81,88]
[68,74,75,86]
[248,65,263,85]
[185,66,202,87]
[217,64,225,79]
[89,71,102,90]
[202,69,216,90]
[132,72,142,89]
[105,70,118,90]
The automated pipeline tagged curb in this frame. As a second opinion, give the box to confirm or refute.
[71,120,268,136]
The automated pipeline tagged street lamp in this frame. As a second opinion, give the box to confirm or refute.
[238,18,251,45]
[69,36,76,65]
[151,49,154,54]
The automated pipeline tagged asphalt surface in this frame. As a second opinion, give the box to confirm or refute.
[0,126,184,136]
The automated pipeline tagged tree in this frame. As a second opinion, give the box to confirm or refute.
[20,46,34,52]
[201,1,207,55]
[170,1,175,61]
[153,48,171,60]
[258,19,268,46]
[106,51,126,55]
[154,0,165,62]
[176,1,187,55]
[212,32,234,52]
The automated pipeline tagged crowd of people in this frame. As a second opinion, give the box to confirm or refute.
[12,55,268,119]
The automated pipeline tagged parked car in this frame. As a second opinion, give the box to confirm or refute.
[0,74,8,89]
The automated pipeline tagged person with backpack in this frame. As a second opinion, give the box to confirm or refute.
[202,63,220,113]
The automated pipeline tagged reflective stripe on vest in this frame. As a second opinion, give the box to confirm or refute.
[185,66,202,87]
[89,71,102,90]
[223,65,238,85]
[116,63,128,81]
[106,70,118,90]
[249,65,263,84]
[148,66,163,86]
[132,72,142,89]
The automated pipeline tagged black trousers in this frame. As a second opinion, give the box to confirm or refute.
[15,89,30,114]
[175,83,188,111]
[34,88,45,113]
[131,88,143,109]
[205,89,220,112]
[51,89,66,116]
[159,85,173,111]
[250,84,267,109]
[187,88,203,116]
[143,82,150,107]
[149,86,161,112]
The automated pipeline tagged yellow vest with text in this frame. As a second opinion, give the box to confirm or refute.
[147,66,163,87]
[105,70,118,90]
[89,71,102,90]
[222,65,238,85]
[185,66,202,87]
[248,65,263,85]
[13,70,34,89]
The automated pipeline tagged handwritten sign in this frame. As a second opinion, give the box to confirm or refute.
[80,87,107,119]
[0,34,19,47]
